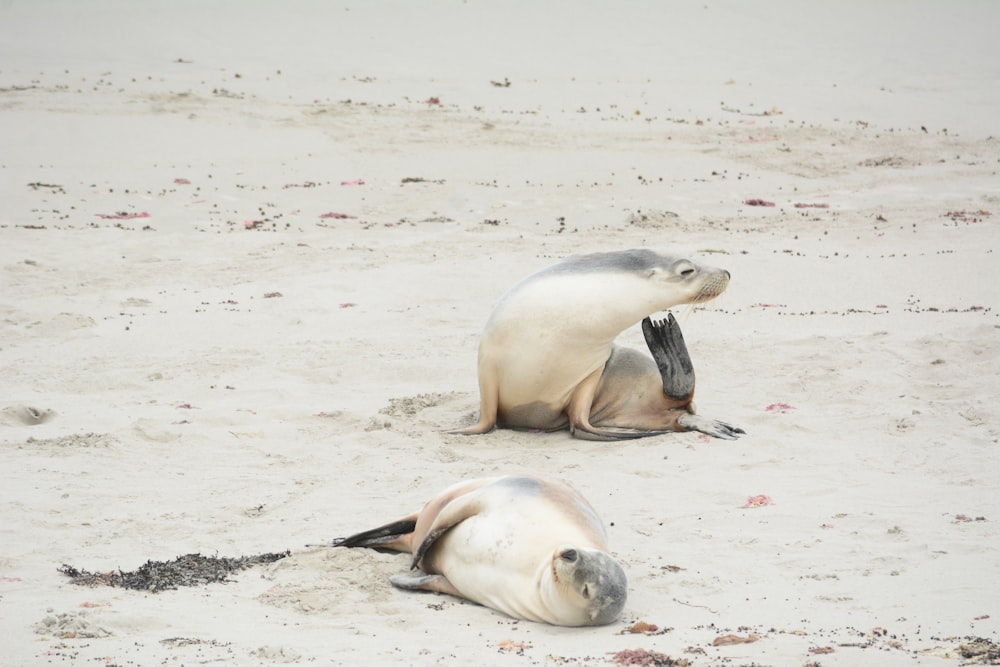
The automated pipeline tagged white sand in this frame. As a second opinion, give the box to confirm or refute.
[2,1,998,665]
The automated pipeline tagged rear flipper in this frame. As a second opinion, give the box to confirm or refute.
[643,315,745,441]
[330,518,418,554]
[677,413,745,440]
[641,314,695,401]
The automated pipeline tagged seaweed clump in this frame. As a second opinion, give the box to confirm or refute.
[58,551,290,592]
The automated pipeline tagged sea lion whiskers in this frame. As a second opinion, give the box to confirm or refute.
[691,271,730,303]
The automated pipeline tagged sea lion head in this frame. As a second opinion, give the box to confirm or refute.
[550,545,628,626]
[548,249,730,312]
[626,250,730,305]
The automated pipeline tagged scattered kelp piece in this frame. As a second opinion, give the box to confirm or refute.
[59,551,290,592]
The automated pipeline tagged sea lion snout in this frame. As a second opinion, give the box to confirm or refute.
[693,269,730,302]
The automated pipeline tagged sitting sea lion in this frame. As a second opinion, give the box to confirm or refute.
[451,248,743,440]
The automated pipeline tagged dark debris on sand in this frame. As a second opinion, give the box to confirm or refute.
[58,551,290,592]
[960,637,1000,665]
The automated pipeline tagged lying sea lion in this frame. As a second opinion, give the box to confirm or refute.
[333,474,627,626]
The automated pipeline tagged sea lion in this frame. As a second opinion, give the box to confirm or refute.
[333,474,628,626]
[451,248,743,441]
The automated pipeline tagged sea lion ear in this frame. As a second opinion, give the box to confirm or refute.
[646,267,661,278]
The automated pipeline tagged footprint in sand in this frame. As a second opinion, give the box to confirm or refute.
[1,405,56,426]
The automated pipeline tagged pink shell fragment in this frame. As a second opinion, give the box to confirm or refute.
[742,494,775,508]
[765,402,795,413]
[744,198,775,207]
[340,179,365,186]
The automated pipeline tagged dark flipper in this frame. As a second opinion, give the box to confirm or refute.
[571,423,675,441]
[389,573,446,590]
[389,572,463,597]
[641,314,695,401]
[410,526,450,570]
[331,519,417,553]
[677,413,746,440]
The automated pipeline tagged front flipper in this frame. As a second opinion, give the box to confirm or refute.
[569,367,670,441]
[642,314,695,401]
[677,413,745,440]
[447,362,501,435]
[389,572,463,597]
[571,424,675,441]
[409,491,489,570]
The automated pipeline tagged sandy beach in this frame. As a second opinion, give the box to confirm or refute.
[2,1,999,665]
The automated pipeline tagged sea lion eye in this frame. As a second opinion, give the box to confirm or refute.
[677,262,696,277]
[560,549,578,563]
